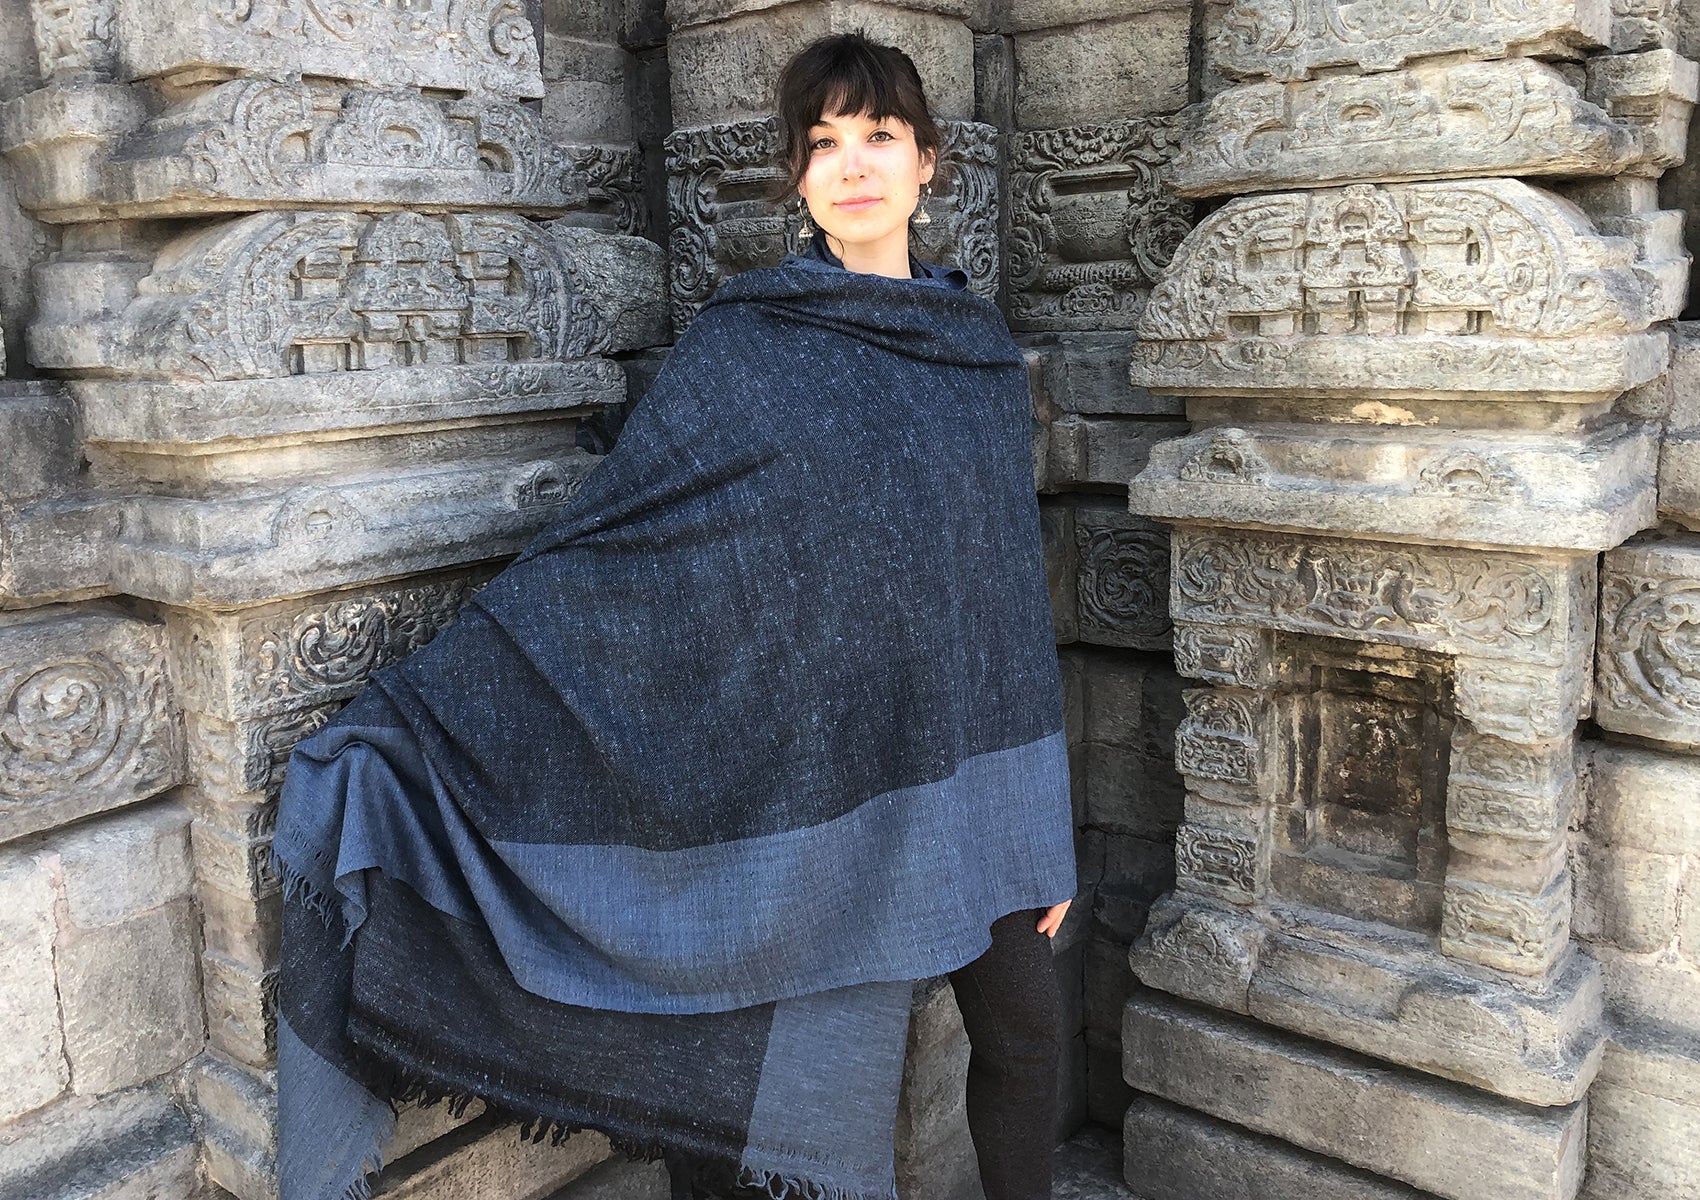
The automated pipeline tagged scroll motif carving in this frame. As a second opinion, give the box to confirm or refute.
[1138,182,1648,347]
[563,145,645,237]
[39,210,612,380]
[1006,117,1193,330]
[1179,428,1269,485]
[1172,529,1563,661]
[1075,520,1172,649]
[1173,625,1267,685]
[1454,658,1579,741]
[1441,879,1569,974]
[1597,553,1700,742]
[1414,451,1526,500]
[1447,730,1573,843]
[1175,824,1262,900]
[1209,0,1607,82]
[666,117,998,331]
[1176,689,1260,786]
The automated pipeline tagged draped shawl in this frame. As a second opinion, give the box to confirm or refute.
[271,247,1077,1200]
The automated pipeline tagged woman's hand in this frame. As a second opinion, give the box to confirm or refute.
[1036,899,1071,938]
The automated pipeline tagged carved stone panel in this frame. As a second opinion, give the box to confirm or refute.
[1130,180,1670,403]
[1006,117,1194,331]
[1207,0,1609,82]
[1072,503,1172,651]
[1596,534,1700,746]
[1176,687,1265,797]
[1170,53,1696,199]
[1441,875,1572,975]
[1174,822,1265,903]
[0,608,181,845]
[35,0,546,96]
[1170,526,1589,667]
[29,210,667,381]
[1447,729,1576,846]
[1129,419,1659,552]
[665,116,999,331]
[1,80,589,222]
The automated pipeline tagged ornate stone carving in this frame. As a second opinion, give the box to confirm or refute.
[1176,688,1262,788]
[1006,117,1193,331]
[31,0,117,82]
[1441,877,1570,975]
[1413,451,1525,500]
[665,116,999,331]
[1173,624,1270,686]
[1454,657,1586,741]
[1171,528,1578,664]
[0,610,180,845]
[1175,823,1263,902]
[29,210,653,381]
[1447,729,1575,844]
[1596,536,1700,745]
[1,80,589,221]
[1178,428,1268,485]
[1208,0,1609,82]
[92,0,543,96]
[562,144,646,238]
[1073,509,1172,650]
[1129,180,1668,402]
[1171,55,1693,198]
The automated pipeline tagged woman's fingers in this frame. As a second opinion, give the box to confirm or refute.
[1036,898,1072,937]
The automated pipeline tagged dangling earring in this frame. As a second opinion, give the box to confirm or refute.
[793,195,814,250]
[911,181,933,226]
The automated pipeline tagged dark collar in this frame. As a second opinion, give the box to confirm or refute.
[779,233,971,291]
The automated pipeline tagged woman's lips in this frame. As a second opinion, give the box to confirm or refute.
[836,197,882,211]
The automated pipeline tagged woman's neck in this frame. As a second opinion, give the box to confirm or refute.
[822,231,912,280]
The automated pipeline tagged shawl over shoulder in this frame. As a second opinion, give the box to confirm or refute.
[272,253,1076,1200]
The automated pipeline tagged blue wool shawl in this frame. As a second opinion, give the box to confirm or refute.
[271,243,1076,1200]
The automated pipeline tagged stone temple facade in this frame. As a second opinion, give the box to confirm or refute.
[2,0,1700,1198]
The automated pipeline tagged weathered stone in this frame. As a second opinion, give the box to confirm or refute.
[1586,741,1700,854]
[1123,1093,1442,1200]
[896,978,978,1200]
[1597,534,1700,745]
[0,607,180,846]
[1084,1026,1133,1128]
[1006,117,1193,330]
[543,1154,671,1200]
[1599,952,1700,1037]
[1131,895,1606,1105]
[50,801,191,928]
[665,0,972,31]
[1019,332,1185,417]
[665,115,998,330]
[1171,53,1696,198]
[30,0,545,96]
[666,2,973,128]
[201,950,275,1068]
[1072,502,1171,650]
[1013,9,1192,127]
[1040,500,1078,643]
[1205,0,1610,82]
[1130,180,1670,405]
[1035,413,1189,492]
[30,211,666,379]
[0,379,72,501]
[556,143,647,237]
[193,1052,277,1200]
[0,847,67,1124]
[55,900,203,1095]
[1573,839,1682,952]
[0,1085,198,1200]
[370,1113,611,1200]
[1123,992,1588,1200]
[1585,1029,1700,1199]
[0,80,591,222]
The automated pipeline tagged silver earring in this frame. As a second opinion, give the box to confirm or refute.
[793,196,814,249]
[911,182,933,226]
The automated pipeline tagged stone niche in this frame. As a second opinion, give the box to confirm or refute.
[664,114,999,329]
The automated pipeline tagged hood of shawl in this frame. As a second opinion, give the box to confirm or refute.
[697,261,1025,369]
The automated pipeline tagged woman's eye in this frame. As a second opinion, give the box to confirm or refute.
[810,138,831,151]
[871,130,893,141]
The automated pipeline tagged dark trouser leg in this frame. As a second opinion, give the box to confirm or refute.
[946,907,1063,1200]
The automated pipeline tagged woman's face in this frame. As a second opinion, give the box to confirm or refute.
[796,108,935,259]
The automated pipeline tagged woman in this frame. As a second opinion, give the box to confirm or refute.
[272,31,1077,1200]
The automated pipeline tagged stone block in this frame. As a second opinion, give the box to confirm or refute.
[56,900,204,1094]
[1131,896,1606,1106]
[666,0,972,29]
[1133,421,1660,553]
[1597,534,1700,745]
[1035,414,1189,492]
[194,1052,277,1200]
[1072,501,1170,651]
[202,950,275,1068]
[0,1085,198,1200]
[1122,1093,1441,1200]
[1007,118,1193,331]
[1079,651,1147,748]
[1122,992,1587,1200]
[0,81,590,223]
[0,847,67,1124]
[31,0,545,97]
[1599,952,1700,1037]
[373,1113,610,1200]
[1019,332,1185,418]
[896,980,978,1200]
[31,211,665,380]
[1585,1030,1700,1198]
[667,2,973,127]
[1573,839,1682,952]
[665,115,997,330]
[1171,53,1696,198]
[0,607,180,847]
[543,1155,671,1200]
[1084,1027,1133,1128]
[1084,744,1182,839]
[1205,0,1609,81]
[1013,10,1191,127]
[0,379,73,501]
[1083,936,1133,1033]
[1040,501,1078,643]
[51,801,191,928]
[1130,180,1669,405]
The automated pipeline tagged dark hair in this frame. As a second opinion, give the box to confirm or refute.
[768,31,946,204]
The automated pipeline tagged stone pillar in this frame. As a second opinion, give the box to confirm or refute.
[0,0,668,1195]
[1122,2,1696,1195]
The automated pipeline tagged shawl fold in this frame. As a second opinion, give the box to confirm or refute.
[273,251,1076,1200]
